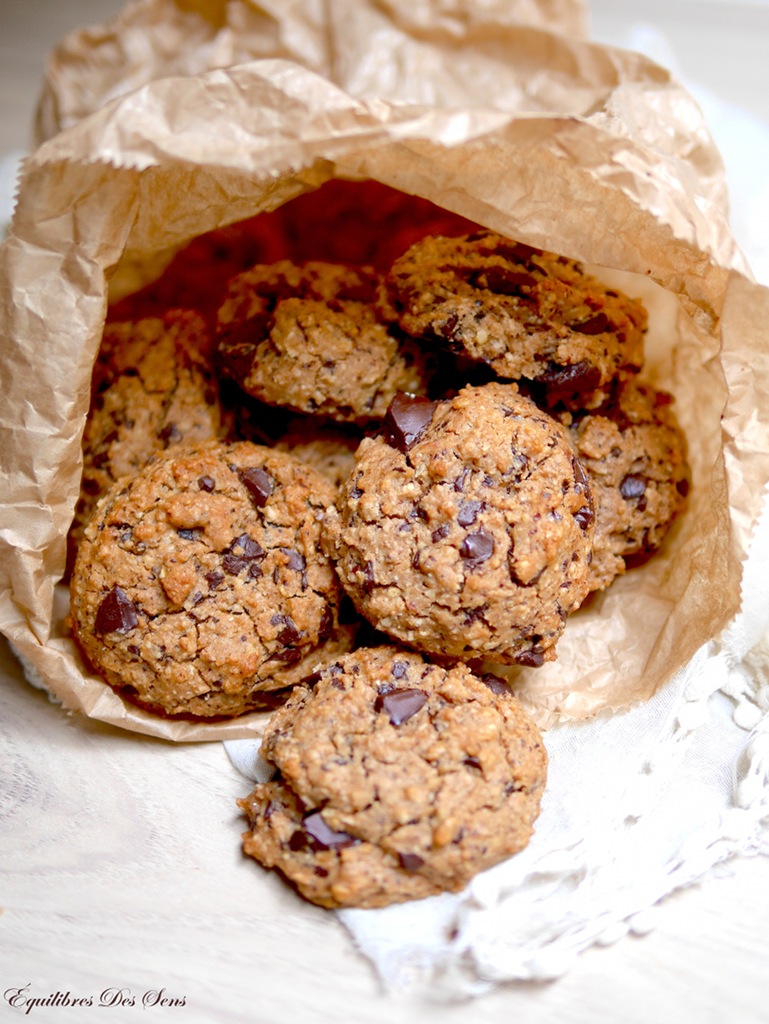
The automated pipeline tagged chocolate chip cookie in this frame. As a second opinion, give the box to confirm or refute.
[68,310,229,575]
[216,260,431,424]
[380,231,646,409]
[558,379,690,591]
[274,418,362,491]
[69,440,353,718]
[322,384,595,666]
[239,645,547,908]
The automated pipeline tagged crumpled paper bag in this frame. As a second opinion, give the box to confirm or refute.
[1,0,768,742]
[34,0,592,145]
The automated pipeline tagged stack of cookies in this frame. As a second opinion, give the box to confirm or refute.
[68,198,689,908]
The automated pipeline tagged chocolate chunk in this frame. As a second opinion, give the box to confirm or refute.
[571,459,595,531]
[264,799,281,820]
[375,687,427,726]
[205,570,224,590]
[619,474,647,500]
[239,466,275,507]
[397,852,425,872]
[280,548,306,572]
[270,647,304,665]
[509,451,529,480]
[271,613,302,646]
[515,648,546,668]
[486,240,541,263]
[440,312,460,339]
[158,423,182,446]
[623,543,658,570]
[95,585,138,635]
[217,313,273,362]
[676,478,690,498]
[288,830,309,852]
[463,605,489,625]
[233,533,265,560]
[453,467,471,492]
[474,266,537,295]
[481,673,510,695]
[383,393,438,452]
[198,475,216,492]
[431,524,450,543]
[574,505,594,531]
[457,500,483,527]
[301,811,359,851]
[539,360,602,396]
[222,554,249,575]
[573,312,612,335]
[361,560,376,592]
[317,605,334,641]
[572,456,591,496]
[222,533,265,574]
[460,529,494,565]
[266,610,306,661]
[251,275,297,302]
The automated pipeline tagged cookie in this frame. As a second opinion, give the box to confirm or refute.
[215,260,431,424]
[239,645,547,909]
[558,379,690,591]
[68,310,230,575]
[274,419,362,491]
[69,440,353,718]
[380,231,646,409]
[322,383,595,666]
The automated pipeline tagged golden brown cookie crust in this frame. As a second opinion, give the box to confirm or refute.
[322,383,595,665]
[560,379,690,591]
[70,440,353,718]
[381,231,647,409]
[69,310,229,574]
[239,646,547,908]
[216,260,430,424]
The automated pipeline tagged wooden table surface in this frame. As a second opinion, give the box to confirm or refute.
[2,3,769,1022]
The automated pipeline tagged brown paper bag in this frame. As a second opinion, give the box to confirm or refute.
[1,0,768,740]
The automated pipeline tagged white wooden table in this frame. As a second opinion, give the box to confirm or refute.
[2,3,769,1022]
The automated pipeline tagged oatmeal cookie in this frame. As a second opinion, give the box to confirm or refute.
[274,419,362,491]
[322,384,595,666]
[381,231,646,409]
[69,440,352,718]
[559,379,690,591]
[68,310,229,574]
[239,645,547,908]
[215,260,430,424]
